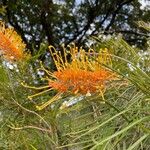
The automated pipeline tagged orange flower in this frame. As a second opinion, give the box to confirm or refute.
[0,21,27,61]
[24,44,116,110]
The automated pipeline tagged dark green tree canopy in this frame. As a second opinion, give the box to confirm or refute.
[0,0,150,51]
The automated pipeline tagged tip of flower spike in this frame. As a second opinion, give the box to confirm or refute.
[21,82,25,86]
[86,91,91,97]
[36,106,42,111]
[28,96,33,100]
[59,101,68,110]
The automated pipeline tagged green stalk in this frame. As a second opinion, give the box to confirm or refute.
[104,100,131,123]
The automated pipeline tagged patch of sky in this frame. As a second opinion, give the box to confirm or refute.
[139,0,150,9]
[2,61,19,72]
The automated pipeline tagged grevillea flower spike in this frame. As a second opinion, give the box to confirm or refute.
[23,44,117,110]
[0,21,28,61]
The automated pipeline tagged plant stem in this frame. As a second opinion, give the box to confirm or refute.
[104,100,131,123]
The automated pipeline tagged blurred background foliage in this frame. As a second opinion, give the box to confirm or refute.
[0,0,150,150]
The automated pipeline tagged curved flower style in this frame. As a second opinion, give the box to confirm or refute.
[0,21,27,61]
[24,44,117,110]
